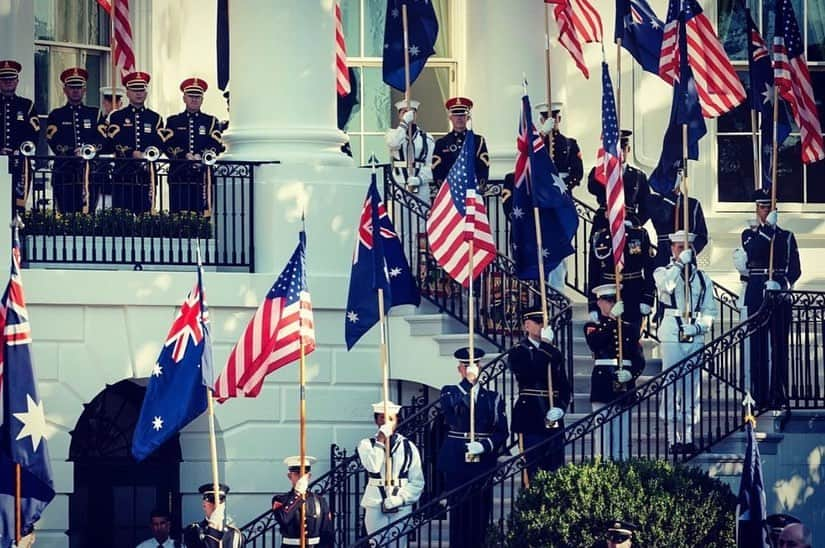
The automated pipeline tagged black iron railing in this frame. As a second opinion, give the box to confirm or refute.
[13,156,256,270]
[776,291,825,409]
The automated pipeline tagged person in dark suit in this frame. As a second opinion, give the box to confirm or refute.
[432,97,489,190]
[0,59,40,211]
[271,455,334,548]
[182,483,243,548]
[437,347,508,548]
[508,307,570,478]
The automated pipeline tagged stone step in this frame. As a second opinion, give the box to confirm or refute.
[405,313,466,337]
[433,333,499,357]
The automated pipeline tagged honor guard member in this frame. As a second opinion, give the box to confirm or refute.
[741,188,801,407]
[100,85,125,118]
[386,99,434,200]
[164,78,224,213]
[0,60,40,210]
[357,400,424,546]
[585,285,646,460]
[508,307,571,476]
[45,67,107,213]
[182,483,243,548]
[587,212,655,328]
[432,97,490,189]
[535,101,583,192]
[587,130,650,229]
[598,520,637,548]
[437,347,508,548]
[653,231,716,454]
[271,456,334,548]
[645,187,708,269]
[107,71,164,214]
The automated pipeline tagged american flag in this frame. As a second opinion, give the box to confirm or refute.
[658,0,745,118]
[214,232,315,401]
[97,0,136,76]
[426,131,496,287]
[335,1,351,96]
[545,0,603,79]
[774,0,825,164]
[599,62,626,269]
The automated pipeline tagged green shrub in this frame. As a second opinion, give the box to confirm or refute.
[494,459,736,548]
[20,209,212,239]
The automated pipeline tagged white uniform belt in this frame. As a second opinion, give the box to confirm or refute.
[447,431,491,439]
[662,309,691,317]
[749,268,786,275]
[594,359,632,367]
[393,160,424,168]
[283,537,320,545]
[367,477,409,487]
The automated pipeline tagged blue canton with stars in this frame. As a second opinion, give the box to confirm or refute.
[614,0,664,76]
[383,0,439,91]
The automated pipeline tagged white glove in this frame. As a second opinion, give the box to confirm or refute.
[767,210,778,226]
[680,323,701,337]
[546,407,565,422]
[465,441,485,455]
[406,175,421,190]
[540,325,554,343]
[208,501,226,529]
[733,248,748,275]
[640,303,652,316]
[540,118,555,134]
[383,494,405,510]
[378,423,394,440]
[465,364,480,382]
[678,249,693,265]
[765,280,781,292]
[615,369,633,383]
[402,109,415,124]
[624,219,634,227]
[16,533,36,548]
[611,301,624,317]
[588,311,599,322]
[295,473,309,495]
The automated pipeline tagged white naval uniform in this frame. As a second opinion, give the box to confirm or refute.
[357,432,425,547]
[654,259,716,443]
[385,124,434,201]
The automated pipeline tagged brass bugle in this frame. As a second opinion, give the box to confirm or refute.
[80,144,97,160]
[144,145,161,162]
[202,149,217,166]
[19,141,36,156]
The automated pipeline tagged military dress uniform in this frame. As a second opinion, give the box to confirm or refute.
[534,101,583,193]
[587,163,651,230]
[587,223,655,328]
[508,324,571,474]
[0,60,40,210]
[357,401,424,547]
[645,190,708,268]
[272,457,334,548]
[432,97,489,189]
[106,71,164,214]
[653,231,716,451]
[437,348,508,548]
[182,483,243,548]
[164,78,224,213]
[741,189,801,407]
[386,99,434,201]
[45,68,107,213]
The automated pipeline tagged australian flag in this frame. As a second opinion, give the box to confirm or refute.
[649,11,707,194]
[737,416,769,547]
[132,265,213,461]
[383,0,439,91]
[345,174,420,349]
[510,93,578,279]
[0,234,54,545]
[615,0,664,77]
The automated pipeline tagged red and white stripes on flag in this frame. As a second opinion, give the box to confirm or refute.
[545,0,603,79]
[659,1,746,118]
[335,1,352,96]
[97,0,136,76]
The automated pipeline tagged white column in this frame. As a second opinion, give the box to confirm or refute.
[0,1,35,96]
[223,0,350,165]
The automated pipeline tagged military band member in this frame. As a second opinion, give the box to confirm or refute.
[587,212,655,328]
[357,400,424,546]
[271,456,334,548]
[437,348,507,548]
[95,86,125,209]
[588,130,650,228]
[645,186,709,269]
[508,307,570,477]
[654,231,716,454]
[585,285,645,460]
[163,78,224,213]
[106,71,164,214]
[432,97,489,189]
[741,188,801,408]
[535,101,583,192]
[0,60,40,210]
[385,99,434,201]
[182,483,242,548]
[45,67,107,213]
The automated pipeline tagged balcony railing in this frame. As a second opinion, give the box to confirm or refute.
[11,156,257,270]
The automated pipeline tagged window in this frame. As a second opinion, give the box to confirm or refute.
[717,0,825,205]
[34,0,110,115]
[339,0,456,166]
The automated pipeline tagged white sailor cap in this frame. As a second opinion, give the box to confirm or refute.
[592,284,619,299]
[99,85,126,98]
[668,230,696,243]
[283,455,317,472]
[395,99,420,111]
[371,400,402,415]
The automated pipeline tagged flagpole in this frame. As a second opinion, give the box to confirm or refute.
[110,0,117,103]
[467,239,478,462]
[616,39,622,132]
[681,124,692,320]
[376,288,394,488]
[751,108,761,191]
[15,464,21,544]
[543,2,555,160]
[298,337,307,548]
[767,84,781,281]
[401,3,414,184]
